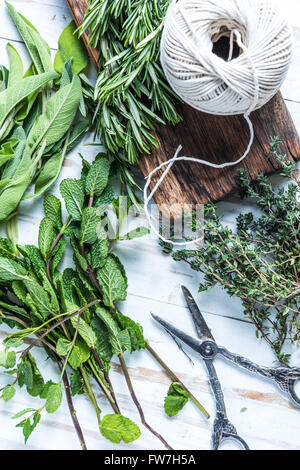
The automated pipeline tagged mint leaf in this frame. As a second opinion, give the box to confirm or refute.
[60,178,84,221]
[38,217,55,259]
[0,257,28,281]
[120,226,150,240]
[16,411,41,443]
[45,384,63,413]
[43,194,62,229]
[56,338,72,356]
[12,408,36,419]
[97,255,128,307]
[70,316,97,348]
[85,157,110,197]
[1,384,16,402]
[100,414,141,444]
[164,382,189,417]
[0,349,16,369]
[80,207,101,245]
[70,370,84,396]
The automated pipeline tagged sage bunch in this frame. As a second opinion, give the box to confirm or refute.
[0,3,90,225]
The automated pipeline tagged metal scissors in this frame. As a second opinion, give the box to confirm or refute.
[152,286,300,450]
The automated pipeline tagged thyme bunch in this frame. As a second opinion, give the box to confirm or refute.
[164,140,300,365]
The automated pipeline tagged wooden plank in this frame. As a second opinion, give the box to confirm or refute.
[66,0,300,219]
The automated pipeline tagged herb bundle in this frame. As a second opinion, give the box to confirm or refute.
[163,141,300,365]
[0,3,90,226]
[78,0,181,201]
[0,154,208,449]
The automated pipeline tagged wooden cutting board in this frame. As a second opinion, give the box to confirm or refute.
[66,0,300,218]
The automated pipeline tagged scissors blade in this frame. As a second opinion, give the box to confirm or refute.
[182,286,215,342]
[152,313,203,354]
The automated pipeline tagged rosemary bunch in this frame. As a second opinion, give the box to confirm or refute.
[79,0,181,168]
[163,140,300,366]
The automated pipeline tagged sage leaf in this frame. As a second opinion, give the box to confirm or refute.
[54,21,89,75]
[6,2,54,75]
[7,43,23,87]
[25,75,81,156]
[0,72,57,128]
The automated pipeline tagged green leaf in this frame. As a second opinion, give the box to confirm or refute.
[17,411,41,443]
[89,238,109,269]
[17,245,46,277]
[56,338,72,356]
[32,120,90,198]
[0,349,16,369]
[54,21,89,75]
[38,217,55,259]
[25,75,81,156]
[18,361,33,389]
[80,207,101,245]
[85,157,110,197]
[70,316,97,348]
[1,384,16,402]
[95,307,123,356]
[6,2,53,75]
[120,226,150,240]
[23,280,53,320]
[0,72,57,128]
[0,238,16,259]
[45,384,63,414]
[97,255,128,307]
[12,408,36,419]
[70,370,84,396]
[43,194,62,230]
[100,414,141,444]
[40,380,56,399]
[115,312,146,351]
[164,383,189,417]
[60,178,85,221]
[0,137,18,168]
[0,257,29,281]
[7,43,23,87]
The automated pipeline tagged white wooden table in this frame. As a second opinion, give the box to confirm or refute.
[0,0,299,451]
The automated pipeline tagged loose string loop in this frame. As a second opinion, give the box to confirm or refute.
[144,30,259,247]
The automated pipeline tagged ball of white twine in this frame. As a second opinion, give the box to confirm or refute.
[144,0,293,246]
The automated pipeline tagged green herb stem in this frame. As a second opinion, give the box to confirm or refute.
[118,353,173,450]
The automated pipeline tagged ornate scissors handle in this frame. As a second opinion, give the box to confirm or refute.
[205,360,249,450]
[219,347,300,408]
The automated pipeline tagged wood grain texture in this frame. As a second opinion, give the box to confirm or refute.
[67,0,300,218]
